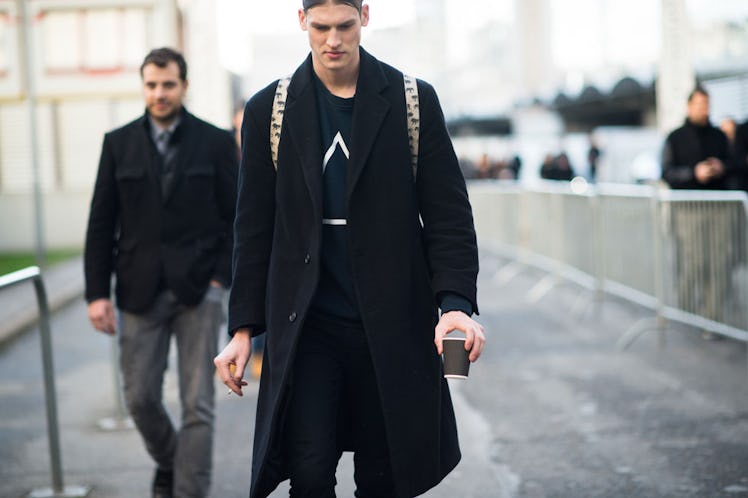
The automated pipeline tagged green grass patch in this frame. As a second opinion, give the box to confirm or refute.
[0,249,82,276]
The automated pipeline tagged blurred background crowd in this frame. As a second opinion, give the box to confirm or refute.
[1,0,747,256]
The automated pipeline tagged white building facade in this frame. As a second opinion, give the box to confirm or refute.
[0,0,230,251]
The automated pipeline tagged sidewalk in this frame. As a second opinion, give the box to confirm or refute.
[2,249,748,497]
[0,256,85,348]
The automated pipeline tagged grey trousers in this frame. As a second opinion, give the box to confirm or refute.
[118,287,224,498]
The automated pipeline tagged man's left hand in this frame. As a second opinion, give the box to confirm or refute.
[434,311,486,362]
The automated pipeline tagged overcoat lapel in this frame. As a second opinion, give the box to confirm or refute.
[284,59,323,220]
[347,49,391,198]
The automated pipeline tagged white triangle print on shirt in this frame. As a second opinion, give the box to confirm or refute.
[322,131,350,172]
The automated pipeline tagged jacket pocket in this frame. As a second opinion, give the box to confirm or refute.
[115,167,146,201]
[184,164,214,200]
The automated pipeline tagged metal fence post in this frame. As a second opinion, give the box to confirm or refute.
[591,189,605,316]
[97,338,133,431]
[0,267,90,498]
[652,189,667,343]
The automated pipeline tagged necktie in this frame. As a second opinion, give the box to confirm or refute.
[156,130,176,198]
[156,130,170,156]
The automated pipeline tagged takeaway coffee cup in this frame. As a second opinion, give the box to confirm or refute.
[442,337,470,379]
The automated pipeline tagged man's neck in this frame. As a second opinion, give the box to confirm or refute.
[687,117,708,128]
[149,112,182,132]
[313,61,359,98]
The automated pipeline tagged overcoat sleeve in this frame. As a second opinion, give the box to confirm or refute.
[414,81,479,314]
[228,84,278,335]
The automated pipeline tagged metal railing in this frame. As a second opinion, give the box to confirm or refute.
[0,267,90,498]
[470,180,748,350]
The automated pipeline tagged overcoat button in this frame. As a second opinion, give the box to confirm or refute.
[304,253,311,264]
[289,312,297,322]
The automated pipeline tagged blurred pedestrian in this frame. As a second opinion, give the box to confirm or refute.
[734,118,748,191]
[476,152,496,179]
[214,1,485,497]
[660,86,731,336]
[719,116,745,190]
[587,137,601,182]
[719,117,737,150]
[84,47,238,498]
[661,86,730,189]
[540,152,575,181]
[508,154,522,180]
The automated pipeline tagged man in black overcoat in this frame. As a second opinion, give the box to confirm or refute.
[660,86,732,328]
[214,2,486,497]
[661,86,730,189]
[84,47,238,498]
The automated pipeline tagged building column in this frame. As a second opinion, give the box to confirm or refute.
[657,0,695,134]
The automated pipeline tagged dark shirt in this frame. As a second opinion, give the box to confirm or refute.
[308,76,474,321]
[309,75,360,320]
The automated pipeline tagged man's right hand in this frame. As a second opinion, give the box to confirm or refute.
[214,328,252,396]
[695,158,724,183]
[88,298,116,335]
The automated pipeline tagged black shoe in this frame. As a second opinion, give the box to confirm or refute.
[152,468,173,498]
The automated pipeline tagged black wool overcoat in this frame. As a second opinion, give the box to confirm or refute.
[228,48,479,498]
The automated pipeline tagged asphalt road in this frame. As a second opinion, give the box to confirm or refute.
[1,249,747,497]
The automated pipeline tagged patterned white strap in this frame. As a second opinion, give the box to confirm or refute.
[271,74,419,180]
[403,74,419,181]
[270,76,291,170]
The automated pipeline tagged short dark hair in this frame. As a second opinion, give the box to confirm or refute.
[302,0,362,13]
[140,47,188,81]
[688,85,709,102]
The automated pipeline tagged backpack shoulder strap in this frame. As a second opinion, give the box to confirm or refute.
[271,74,419,178]
[403,74,419,181]
[270,76,291,171]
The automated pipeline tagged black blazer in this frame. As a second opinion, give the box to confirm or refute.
[85,109,238,312]
[229,48,478,498]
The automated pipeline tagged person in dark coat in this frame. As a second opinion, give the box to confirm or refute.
[730,119,748,191]
[660,86,732,335]
[213,1,485,497]
[84,47,238,498]
[661,86,730,189]
[540,152,575,181]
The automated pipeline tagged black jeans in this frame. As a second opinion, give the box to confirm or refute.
[283,312,396,498]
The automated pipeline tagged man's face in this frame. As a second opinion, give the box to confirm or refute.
[142,61,187,126]
[299,2,369,74]
[687,92,710,126]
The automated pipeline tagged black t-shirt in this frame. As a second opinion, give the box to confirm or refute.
[308,75,474,321]
[310,76,360,320]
